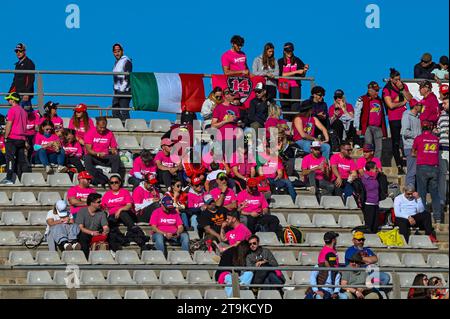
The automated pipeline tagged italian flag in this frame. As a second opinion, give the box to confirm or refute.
[131,73,205,113]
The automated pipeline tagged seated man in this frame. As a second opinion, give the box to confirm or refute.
[127,149,157,190]
[330,141,357,202]
[132,173,161,224]
[356,144,382,176]
[155,138,182,188]
[198,194,228,242]
[301,141,334,197]
[209,172,237,211]
[67,171,97,218]
[84,116,121,186]
[219,210,251,251]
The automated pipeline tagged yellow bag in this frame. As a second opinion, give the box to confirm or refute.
[377,227,405,247]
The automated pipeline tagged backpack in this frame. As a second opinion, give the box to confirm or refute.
[119,150,133,167]
[18,231,44,249]
[377,172,389,201]
[352,178,367,209]
[278,226,304,244]
[280,143,305,161]
[125,226,150,248]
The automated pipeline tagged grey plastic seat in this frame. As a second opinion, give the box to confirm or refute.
[287,213,314,227]
[284,289,306,299]
[379,198,394,210]
[257,290,282,299]
[305,233,325,246]
[28,211,49,226]
[365,234,386,248]
[204,289,227,299]
[159,270,187,284]
[298,251,320,266]
[402,254,428,268]
[141,250,169,264]
[378,253,403,267]
[115,250,143,265]
[292,271,311,285]
[117,135,141,150]
[398,272,416,288]
[338,214,363,228]
[320,196,345,209]
[296,195,321,209]
[187,270,213,284]
[132,270,158,285]
[149,119,171,132]
[0,192,11,205]
[282,271,294,285]
[0,231,18,245]
[255,232,281,246]
[168,251,194,264]
[238,290,256,299]
[89,250,117,265]
[76,290,96,299]
[427,254,449,268]
[98,291,122,299]
[36,251,63,265]
[48,173,74,187]
[409,235,437,249]
[61,251,89,265]
[312,214,338,227]
[337,251,345,265]
[1,211,28,225]
[345,196,359,210]
[106,118,126,131]
[21,172,49,186]
[187,230,199,240]
[12,192,39,206]
[27,271,54,285]
[125,119,148,132]
[124,290,149,299]
[107,270,135,285]
[38,192,62,206]
[271,213,288,227]
[193,251,219,264]
[336,233,353,247]
[141,136,162,150]
[9,251,36,265]
[80,270,107,285]
[53,270,70,285]
[178,289,203,299]
[151,289,176,299]
[270,195,297,209]
[273,251,298,265]
[44,291,68,299]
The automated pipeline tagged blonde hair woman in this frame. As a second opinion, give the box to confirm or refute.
[201,87,223,129]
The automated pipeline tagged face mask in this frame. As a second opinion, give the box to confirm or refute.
[44,132,52,138]
[366,171,377,178]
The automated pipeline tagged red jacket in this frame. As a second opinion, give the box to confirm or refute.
[359,95,387,137]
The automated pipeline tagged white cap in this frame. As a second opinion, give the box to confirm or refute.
[311,141,321,148]
[55,200,69,217]
[254,82,265,91]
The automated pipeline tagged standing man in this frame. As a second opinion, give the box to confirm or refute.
[112,43,132,122]
[0,93,28,185]
[401,101,422,186]
[9,43,35,108]
[415,80,440,126]
[436,96,448,215]
[221,35,249,76]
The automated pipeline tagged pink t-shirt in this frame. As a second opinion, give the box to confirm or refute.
[265,117,288,138]
[318,246,339,266]
[330,153,357,180]
[212,104,241,141]
[293,115,315,141]
[150,207,183,234]
[39,116,64,130]
[155,150,179,168]
[259,152,283,179]
[6,105,27,141]
[221,50,247,71]
[282,58,300,87]
[187,190,205,209]
[129,156,157,177]
[412,131,440,166]
[63,141,83,158]
[34,132,60,153]
[237,189,269,214]
[382,84,409,121]
[68,118,95,140]
[25,111,40,136]
[132,185,160,208]
[226,223,252,246]
[84,128,118,154]
[356,156,382,172]
[419,92,440,124]
[229,152,256,178]
[328,103,355,119]
[101,188,133,215]
[301,154,327,181]
[210,188,237,207]
[67,185,97,215]
[368,100,383,127]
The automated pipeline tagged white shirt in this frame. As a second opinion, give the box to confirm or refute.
[45,210,74,235]
[393,194,425,220]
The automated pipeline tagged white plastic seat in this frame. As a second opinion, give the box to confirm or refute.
[9,251,36,265]
[178,289,203,299]
[365,234,386,248]
[61,251,89,265]
[296,195,321,209]
[53,271,70,285]
[12,192,39,206]
[294,157,303,172]
[151,289,176,299]
[187,270,213,284]
[1,211,28,225]
[338,214,363,228]
[336,233,352,247]
[28,211,49,225]
[38,192,62,206]
[76,290,96,299]
[80,270,107,285]
[320,196,345,209]
[270,195,296,209]
[27,271,54,285]
[409,235,437,249]
[378,253,403,267]
[0,231,18,245]
[272,213,288,227]
[97,291,122,299]
[292,271,311,285]
[21,172,49,186]
[0,192,11,206]
[273,251,298,265]
[257,290,282,299]
[167,251,194,264]
[379,198,394,210]
[124,290,149,299]
[287,213,314,227]
[117,135,141,150]
[282,271,294,285]
[284,289,306,299]
[305,233,325,246]
[125,119,148,131]
[44,291,68,299]
[48,173,74,187]
[204,289,227,299]
[140,136,162,150]
[89,251,117,265]
[427,254,449,268]
[115,250,143,265]
[159,270,187,284]
[255,232,281,246]
[193,251,219,264]
[312,214,338,227]
[106,118,126,131]
[36,251,63,265]
[402,254,428,268]
[133,270,159,284]
[239,290,256,299]
[107,270,135,285]
[187,230,199,240]
[149,119,171,132]
[345,196,359,210]
[298,251,320,266]
[398,272,416,288]
[141,250,169,264]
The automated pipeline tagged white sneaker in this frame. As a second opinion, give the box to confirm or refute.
[64,243,73,251]
[308,186,316,195]
[110,250,116,259]
[57,165,68,173]
[45,166,54,174]
[71,242,81,250]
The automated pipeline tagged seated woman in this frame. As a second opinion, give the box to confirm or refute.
[132,173,161,224]
[61,128,85,173]
[201,87,223,130]
[68,103,95,147]
[164,179,189,226]
[408,274,431,299]
[265,102,290,139]
[229,144,256,192]
[40,101,64,136]
[128,149,157,189]
[34,119,66,174]
[46,200,80,251]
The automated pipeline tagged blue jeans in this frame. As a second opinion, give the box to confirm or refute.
[296,139,331,159]
[305,289,348,299]
[268,178,297,202]
[404,149,416,187]
[416,165,441,222]
[152,232,190,256]
[36,148,65,166]
[20,99,32,108]
[224,271,254,297]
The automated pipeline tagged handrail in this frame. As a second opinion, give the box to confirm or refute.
[383,78,449,84]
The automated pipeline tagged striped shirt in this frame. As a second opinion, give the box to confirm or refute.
[438,110,449,150]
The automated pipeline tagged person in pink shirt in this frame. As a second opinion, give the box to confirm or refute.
[318,231,340,266]
[415,80,440,125]
[155,138,182,188]
[68,103,95,147]
[209,172,237,211]
[1,93,28,185]
[150,196,190,256]
[301,141,334,196]
[265,103,290,140]
[61,129,84,173]
[67,171,97,216]
[132,173,161,224]
[221,35,249,76]
[329,89,358,146]
[184,176,205,231]
[34,119,67,174]
[330,141,357,202]
[229,145,256,191]
[24,108,40,165]
[412,121,442,223]
[219,210,252,250]
[356,144,382,176]
[211,88,241,150]
[39,101,64,136]
[382,68,414,175]
[84,116,120,186]
[128,149,157,189]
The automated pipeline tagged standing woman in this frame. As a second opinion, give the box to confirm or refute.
[68,103,95,147]
[252,43,279,99]
[201,87,223,130]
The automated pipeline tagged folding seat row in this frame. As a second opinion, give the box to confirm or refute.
[0,192,62,206]
[61,118,172,133]
[271,212,363,229]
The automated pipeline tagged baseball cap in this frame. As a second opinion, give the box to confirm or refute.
[334,89,345,99]
[419,80,432,89]
[421,53,432,63]
[192,176,202,186]
[44,101,59,111]
[144,173,158,185]
[77,171,93,180]
[74,103,87,113]
[439,84,449,95]
[247,177,259,188]
[160,138,173,147]
[4,92,21,102]
[325,252,338,266]
[311,141,321,149]
[55,200,70,218]
[217,172,228,180]
[283,42,294,52]
[363,144,375,152]
[203,194,215,205]
[14,43,26,52]
[323,231,339,242]
[161,196,175,210]
[368,81,380,91]
[254,82,266,92]
[353,231,365,240]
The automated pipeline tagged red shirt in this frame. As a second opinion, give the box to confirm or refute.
[212,104,241,141]
[293,115,315,141]
[328,103,354,119]
[412,131,439,166]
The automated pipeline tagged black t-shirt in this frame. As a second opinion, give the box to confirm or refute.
[198,207,228,234]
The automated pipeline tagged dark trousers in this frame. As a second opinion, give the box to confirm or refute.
[78,232,93,259]
[0,152,5,166]
[136,203,160,224]
[84,154,120,185]
[5,138,29,181]
[334,180,354,203]
[307,172,335,196]
[157,170,178,189]
[395,213,433,243]
[363,204,379,233]
[25,135,34,166]
[112,92,131,122]
[65,156,85,172]
[331,120,358,145]
[107,210,136,230]
[243,214,280,233]
[389,120,403,167]
[128,176,143,190]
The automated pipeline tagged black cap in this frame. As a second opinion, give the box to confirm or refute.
[14,43,26,52]
[283,42,294,52]
[297,100,313,113]
[334,89,345,99]
[323,231,339,242]
[440,55,449,66]
[311,86,325,96]
[227,210,240,220]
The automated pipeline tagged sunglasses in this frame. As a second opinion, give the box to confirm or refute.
[255,90,263,94]
[313,93,323,97]
[215,95,223,99]
[218,177,228,181]
[249,242,258,246]
[356,238,365,242]
[174,184,182,188]
[44,128,53,131]
[15,50,24,53]
[405,192,414,196]
[109,181,120,185]
[94,200,102,204]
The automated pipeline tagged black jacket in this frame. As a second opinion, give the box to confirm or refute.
[414,62,436,80]
[9,56,35,97]
[248,98,269,126]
